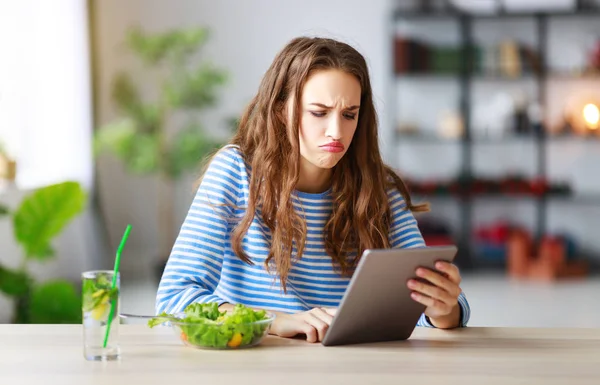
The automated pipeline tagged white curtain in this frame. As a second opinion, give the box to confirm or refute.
[0,0,93,190]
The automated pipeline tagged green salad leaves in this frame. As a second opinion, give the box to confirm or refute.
[148,302,272,348]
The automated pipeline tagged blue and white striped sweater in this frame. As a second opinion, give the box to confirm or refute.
[156,145,470,327]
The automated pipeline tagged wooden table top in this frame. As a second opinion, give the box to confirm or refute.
[1,324,599,385]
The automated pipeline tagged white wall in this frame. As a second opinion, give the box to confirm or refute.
[93,0,397,278]
[93,0,600,279]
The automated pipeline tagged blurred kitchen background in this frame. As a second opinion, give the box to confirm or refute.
[1,0,599,327]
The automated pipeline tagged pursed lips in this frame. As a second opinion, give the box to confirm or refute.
[319,142,344,153]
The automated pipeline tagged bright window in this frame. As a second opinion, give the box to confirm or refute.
[0,0,92,191]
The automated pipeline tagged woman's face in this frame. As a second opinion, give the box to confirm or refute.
[296,69,361,170]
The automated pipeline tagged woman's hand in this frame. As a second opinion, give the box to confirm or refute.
[269,307,337,343]
[407,261,462,329]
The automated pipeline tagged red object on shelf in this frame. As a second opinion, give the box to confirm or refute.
[488,222,511,244]
[531,178,548,196]
[474,221,511,245]
[528,236,565,280]
[475,227,490,240]
[507,228,532,278]
[540,236,564,268]
[471,180,486,194]
[507,230,588,281]
[423,235,454,246]
[421,181,437,194]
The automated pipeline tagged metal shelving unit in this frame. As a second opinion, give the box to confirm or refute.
[392,1,600,269]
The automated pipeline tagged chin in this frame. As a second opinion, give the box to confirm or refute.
[318,163,337,169]
[315,154,343,169]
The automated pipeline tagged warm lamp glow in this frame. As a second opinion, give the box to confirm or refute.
[583,103,599,130]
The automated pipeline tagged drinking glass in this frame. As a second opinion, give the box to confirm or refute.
[81,270,120,361]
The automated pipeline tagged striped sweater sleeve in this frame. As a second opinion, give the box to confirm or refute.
[155,147,242,315]
[387,189,471,328]
[388,189,426,250]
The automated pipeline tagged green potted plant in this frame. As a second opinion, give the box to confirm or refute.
[0,181,86,323]
[94,26,230,278]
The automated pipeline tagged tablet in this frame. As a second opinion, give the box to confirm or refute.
[321,245,458,346]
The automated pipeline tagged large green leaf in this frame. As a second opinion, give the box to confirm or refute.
[134,104,160,134]
[111,73,160,134]
[168,124,222,178]
[13,181,87,260]
[29,280,82,324]
[94,118,137,158]
[95,119,160,175]
[111,72,142,117]
[166,63,228,109]
[126,26,209,65]
[0,265,31,297]
[126,133,160,174]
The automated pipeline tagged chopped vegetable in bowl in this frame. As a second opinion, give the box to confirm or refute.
[148,302,275,349]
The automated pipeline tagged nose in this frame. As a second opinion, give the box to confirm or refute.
[325,115,342,141]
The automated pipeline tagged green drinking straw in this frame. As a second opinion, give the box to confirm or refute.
[103,224,132,349]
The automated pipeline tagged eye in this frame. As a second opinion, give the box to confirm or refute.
[343,113,357,120]
[310,111,326,118]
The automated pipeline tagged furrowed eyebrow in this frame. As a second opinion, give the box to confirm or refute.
[309,103,360,110]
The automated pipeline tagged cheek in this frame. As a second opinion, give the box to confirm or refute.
[299,119,322,147]
[344,122,358,145]
[298,124,312,158]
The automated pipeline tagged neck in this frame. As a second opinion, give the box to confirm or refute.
[296,157,332,194]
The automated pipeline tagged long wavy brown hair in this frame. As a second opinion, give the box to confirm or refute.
[209,37,428,291]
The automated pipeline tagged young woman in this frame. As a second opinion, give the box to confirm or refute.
[156,36,470,343]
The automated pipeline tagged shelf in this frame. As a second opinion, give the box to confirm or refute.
[392,5,600,272]
[396,134,461,143]
[394,10,464,21]
[394,72,529,80]
[471,74,539,81]
[394,8,600,21]
[415,193,561,200]
[395,72,600,81]
[471,135,540,143]
[546,135,600,142]
[396,135,539,143]
[395,73,460,80]
[414,192,600,205]
[547,72,600,80]
[547,194,600,204]
[467,9,600,20]
[471,135,600,143]
[396,133,600,144]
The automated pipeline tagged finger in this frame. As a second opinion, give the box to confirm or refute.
[435,261,461,284]
[322,307,338,317]
[414,267,455,293]
[299,322,318,343]
[311,308,334,325]
[411,291,452,315]
[306,313,329,342]
[415,268,461,298]
[408,278,456,307]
